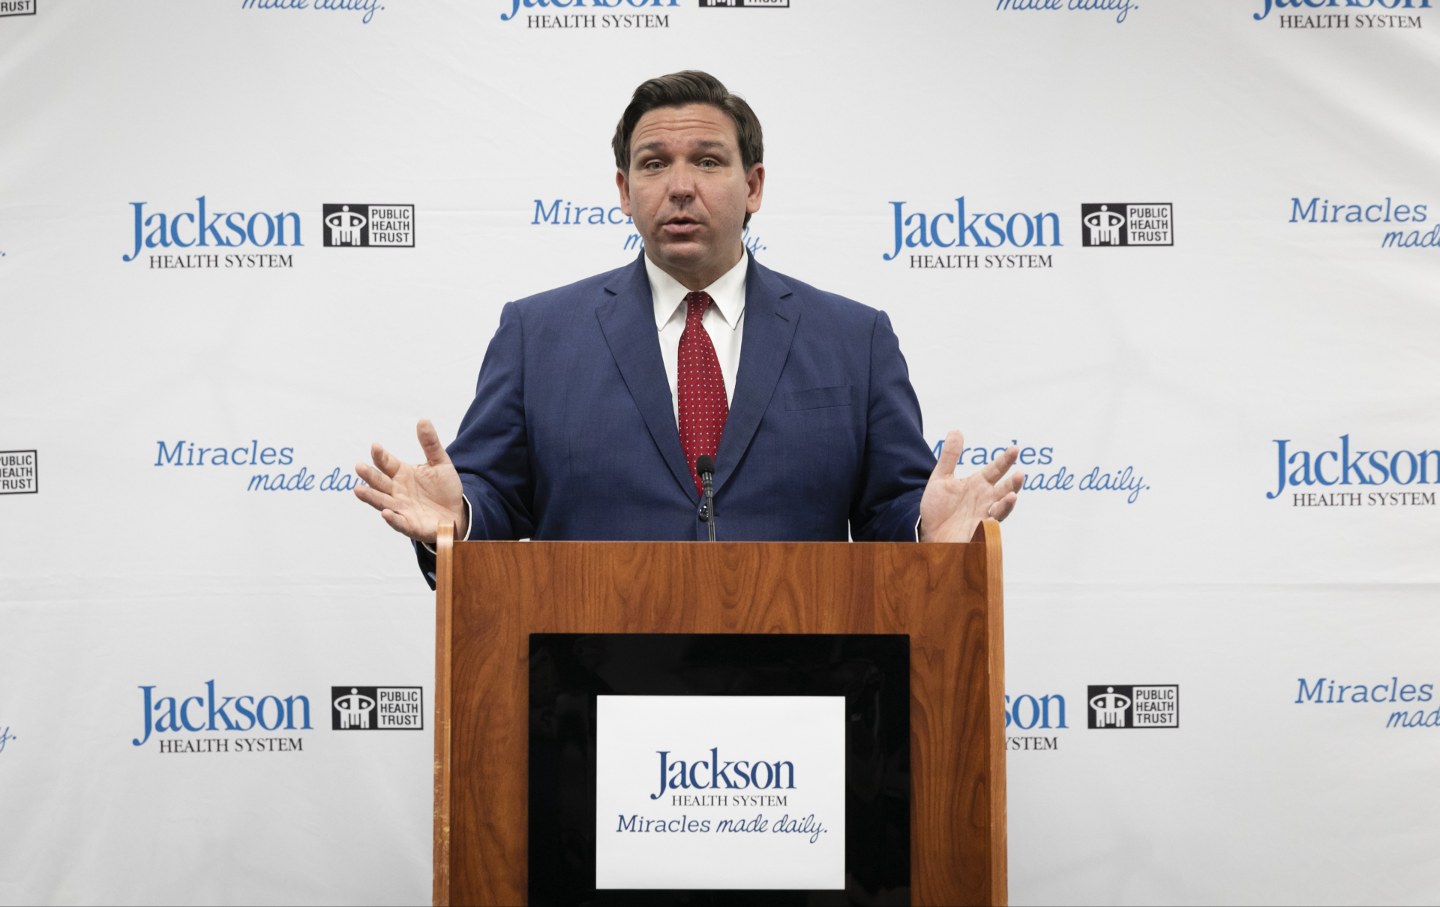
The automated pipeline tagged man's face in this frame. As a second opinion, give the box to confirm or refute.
[617,103,764,291]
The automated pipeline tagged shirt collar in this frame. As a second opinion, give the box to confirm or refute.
[646,253,748,332]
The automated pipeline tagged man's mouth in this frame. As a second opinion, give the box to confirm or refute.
[662,216,701,234]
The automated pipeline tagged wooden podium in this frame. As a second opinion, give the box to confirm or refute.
[432,522,1007,906]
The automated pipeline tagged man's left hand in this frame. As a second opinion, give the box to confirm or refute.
[918,429,1024,542]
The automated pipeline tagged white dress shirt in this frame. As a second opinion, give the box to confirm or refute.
[644,253,747,426]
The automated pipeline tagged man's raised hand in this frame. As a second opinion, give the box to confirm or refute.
[354,419,467,544]
[918,429,1023,543]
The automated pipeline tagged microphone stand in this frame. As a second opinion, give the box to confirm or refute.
[696,455,717,542]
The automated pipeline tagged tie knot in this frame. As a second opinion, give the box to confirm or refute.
[684,291,712,326]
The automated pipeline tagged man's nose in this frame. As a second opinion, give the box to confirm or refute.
[667,166,696,201]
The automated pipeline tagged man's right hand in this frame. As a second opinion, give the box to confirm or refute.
[354,419,468,544]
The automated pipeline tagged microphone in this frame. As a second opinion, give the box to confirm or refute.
[696,455,717,542]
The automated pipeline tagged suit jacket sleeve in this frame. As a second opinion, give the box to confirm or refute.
[413,302,535,586]
[848,309,932,542]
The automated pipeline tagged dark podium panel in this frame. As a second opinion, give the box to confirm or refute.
[528,632,912,906]
[433,526,1007,906]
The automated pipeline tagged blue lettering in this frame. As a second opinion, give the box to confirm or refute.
[132,682,310,745]
[179,695,206,732]
[929,212,955,249]
[134,685,157,746]
[960,200,987,247]
[652,748,796,798]
[257,695,285,731]
[168,212,196,249]
[1296,677,1327,703]
[1259,0,1430,20]
[125,202,147,261]
[504,0,677,21]
[888,198,1061,258]
[207,680,238,731]
[155,440,186,466]
[1342,435,1372,485]
[1005,693,1067,730]
[233,694,256,730]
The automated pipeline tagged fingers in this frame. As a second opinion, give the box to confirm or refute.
[988,491,1019,522]
[353,481,396,514]
[380,507,412,538]
[369,441,404,481]
[355,457,393,495]
[985,471,1024,522]
[416,419,452,468]
[382,506,440,544]
[1006,469,1025,496]
[353,491,434,543]
[977,445,1019,484]
[930,429,964,480]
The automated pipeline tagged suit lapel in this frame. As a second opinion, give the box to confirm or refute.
[595,256,696,500]
[714,257,797,496]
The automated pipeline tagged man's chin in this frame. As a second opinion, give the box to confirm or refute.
[648,242,706,269]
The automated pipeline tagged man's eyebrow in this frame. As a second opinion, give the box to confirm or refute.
[633,139,731,156]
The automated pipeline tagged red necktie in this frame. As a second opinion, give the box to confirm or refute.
[677,291,728,496]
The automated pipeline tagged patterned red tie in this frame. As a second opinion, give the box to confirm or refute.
[677,291,728,496]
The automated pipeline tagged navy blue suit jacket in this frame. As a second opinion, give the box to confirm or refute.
[417,254,934,582]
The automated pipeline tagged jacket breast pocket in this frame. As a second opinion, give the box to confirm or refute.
[784,384,854,411]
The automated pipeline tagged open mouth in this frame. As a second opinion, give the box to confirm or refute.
[663,216,701,234]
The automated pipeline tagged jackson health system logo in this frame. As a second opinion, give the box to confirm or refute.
[885,197,1062,270]
[501,0,681,28]
[1267,436,1439,508]
[1252,0,1430,29]
[132,680,313,754]
[130,681,425,754]
[619,747,827,843]
[122,197,416,268]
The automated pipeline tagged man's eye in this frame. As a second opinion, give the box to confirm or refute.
[698,159,720,170]
[641,160,664,171]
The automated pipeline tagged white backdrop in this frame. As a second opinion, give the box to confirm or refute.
[2,1,1438,904]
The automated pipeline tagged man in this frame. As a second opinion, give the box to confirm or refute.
[356,71,1021,580]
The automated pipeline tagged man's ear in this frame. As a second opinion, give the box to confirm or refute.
[617,168,632,216]
[746,162,765,216]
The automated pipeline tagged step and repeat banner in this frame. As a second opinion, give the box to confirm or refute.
[2,1,1438,904]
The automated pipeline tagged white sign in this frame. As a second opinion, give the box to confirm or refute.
[595,695,846,890]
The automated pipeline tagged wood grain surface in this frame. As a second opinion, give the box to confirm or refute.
[434,526,1006,906]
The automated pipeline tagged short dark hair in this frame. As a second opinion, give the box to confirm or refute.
[611,70,764,173]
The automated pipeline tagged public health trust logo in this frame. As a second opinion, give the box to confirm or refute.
[0,450,37,494]
[330,686,424,730]
[1087,684,1180,729]
[1080,203,1174,247]
[321,204,415,248]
